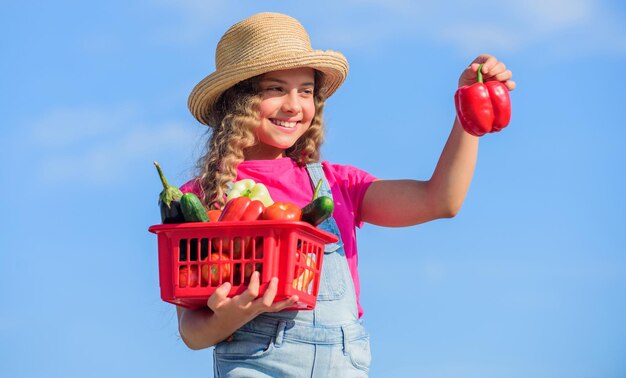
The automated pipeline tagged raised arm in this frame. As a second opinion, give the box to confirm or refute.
[361,54,515,227]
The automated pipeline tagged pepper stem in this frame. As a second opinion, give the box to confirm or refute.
[477,63,484,84]
[313,179,323,200]
[154,161,169,190]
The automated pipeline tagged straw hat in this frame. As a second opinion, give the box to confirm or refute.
[188,12,349,126]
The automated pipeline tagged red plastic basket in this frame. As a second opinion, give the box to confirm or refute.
[148,221,338,310]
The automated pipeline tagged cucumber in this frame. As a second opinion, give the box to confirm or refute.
[180,193,210,222]
[301,196,334,226]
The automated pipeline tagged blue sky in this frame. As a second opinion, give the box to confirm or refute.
[2,1,626,377]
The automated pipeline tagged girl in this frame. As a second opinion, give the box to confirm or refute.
[177,12,515,377]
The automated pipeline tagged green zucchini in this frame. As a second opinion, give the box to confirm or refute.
[180,193,210,222]
[301,196,334,226]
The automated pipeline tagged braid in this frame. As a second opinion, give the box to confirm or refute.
[196,80,260,209]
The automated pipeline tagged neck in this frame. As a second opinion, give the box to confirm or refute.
[244,145,287,160]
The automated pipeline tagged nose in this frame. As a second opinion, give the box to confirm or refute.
[281,91,302,114]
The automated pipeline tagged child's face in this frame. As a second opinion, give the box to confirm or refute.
[247,67,316,160]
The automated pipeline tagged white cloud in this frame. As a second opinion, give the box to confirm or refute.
[429,0,624,55]
[147,0,235,45]
[31,105,138,146]
[516,0,592,28]
[436,24,521,54]
[149,0,626,57]
[31,105,201,185]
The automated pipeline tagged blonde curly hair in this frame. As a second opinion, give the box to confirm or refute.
[195,70,327,210]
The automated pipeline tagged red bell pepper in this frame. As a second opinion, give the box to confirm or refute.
[454,64,511,136]
[216,197,265,258]
[218,197,265,221]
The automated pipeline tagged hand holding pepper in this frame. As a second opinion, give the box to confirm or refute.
[455,54,515,137]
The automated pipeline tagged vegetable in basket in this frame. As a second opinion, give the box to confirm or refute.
[154,161,185,224]
[201,253,232,286]
[181,192,210,222]
[301,197,334,226]
[262,202,302,221]
[178,265,199,288]
[216,196,265,258]
[301,179,334,226]
[293,250,315,290]
[207,209,222,222]
[226,179,274,207]
[218,197,265,222]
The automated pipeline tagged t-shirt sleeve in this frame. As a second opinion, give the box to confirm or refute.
[179,179,203,198]
[323,162,377,228]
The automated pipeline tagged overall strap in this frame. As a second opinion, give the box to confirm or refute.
[305,162,343,246]
[306,162,332,198]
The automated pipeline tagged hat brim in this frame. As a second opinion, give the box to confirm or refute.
[188,50,348,126]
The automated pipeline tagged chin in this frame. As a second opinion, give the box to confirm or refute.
[270,140,298,150]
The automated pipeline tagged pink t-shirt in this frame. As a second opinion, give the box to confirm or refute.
[180,157,377,317]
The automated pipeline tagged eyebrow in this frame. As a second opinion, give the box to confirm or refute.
[260,78,315,86]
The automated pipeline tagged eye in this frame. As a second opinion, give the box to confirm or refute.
[301,88,314,96]
[265,86,283,93]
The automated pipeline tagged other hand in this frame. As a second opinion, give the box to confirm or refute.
[206,271,299,324]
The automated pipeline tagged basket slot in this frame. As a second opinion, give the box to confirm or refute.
[231,235,265,286]
[178,238,211,262]
[292,237,321,295]
[200,239,209,260]
[190,238,198,261]
[250,236,264,259]
[232,262,262,286]
[179,239,187,262]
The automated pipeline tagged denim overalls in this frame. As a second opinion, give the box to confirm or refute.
[213,163,371,377]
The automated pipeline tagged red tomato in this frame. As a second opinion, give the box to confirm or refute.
[201,253,231,286]
[262,202,302,221]
[207,209,222,222]
[179,265,199,288]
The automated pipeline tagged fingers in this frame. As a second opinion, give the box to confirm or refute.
[207,281,232,311]
[474,54,516,91]
[505,80,516,91]
[270,295,300,312]
[204,272,302,321]
[491,69,512,82]
[478,55,499,74]
[238,271,261,303]
[259,279,299,312]
[483,61,505,78]
[258,276,295,311]
[260,277,279,308]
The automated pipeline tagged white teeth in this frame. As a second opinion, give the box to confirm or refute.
[272,119,297,128]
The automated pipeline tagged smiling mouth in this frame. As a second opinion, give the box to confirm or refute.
[270,119,298,128]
